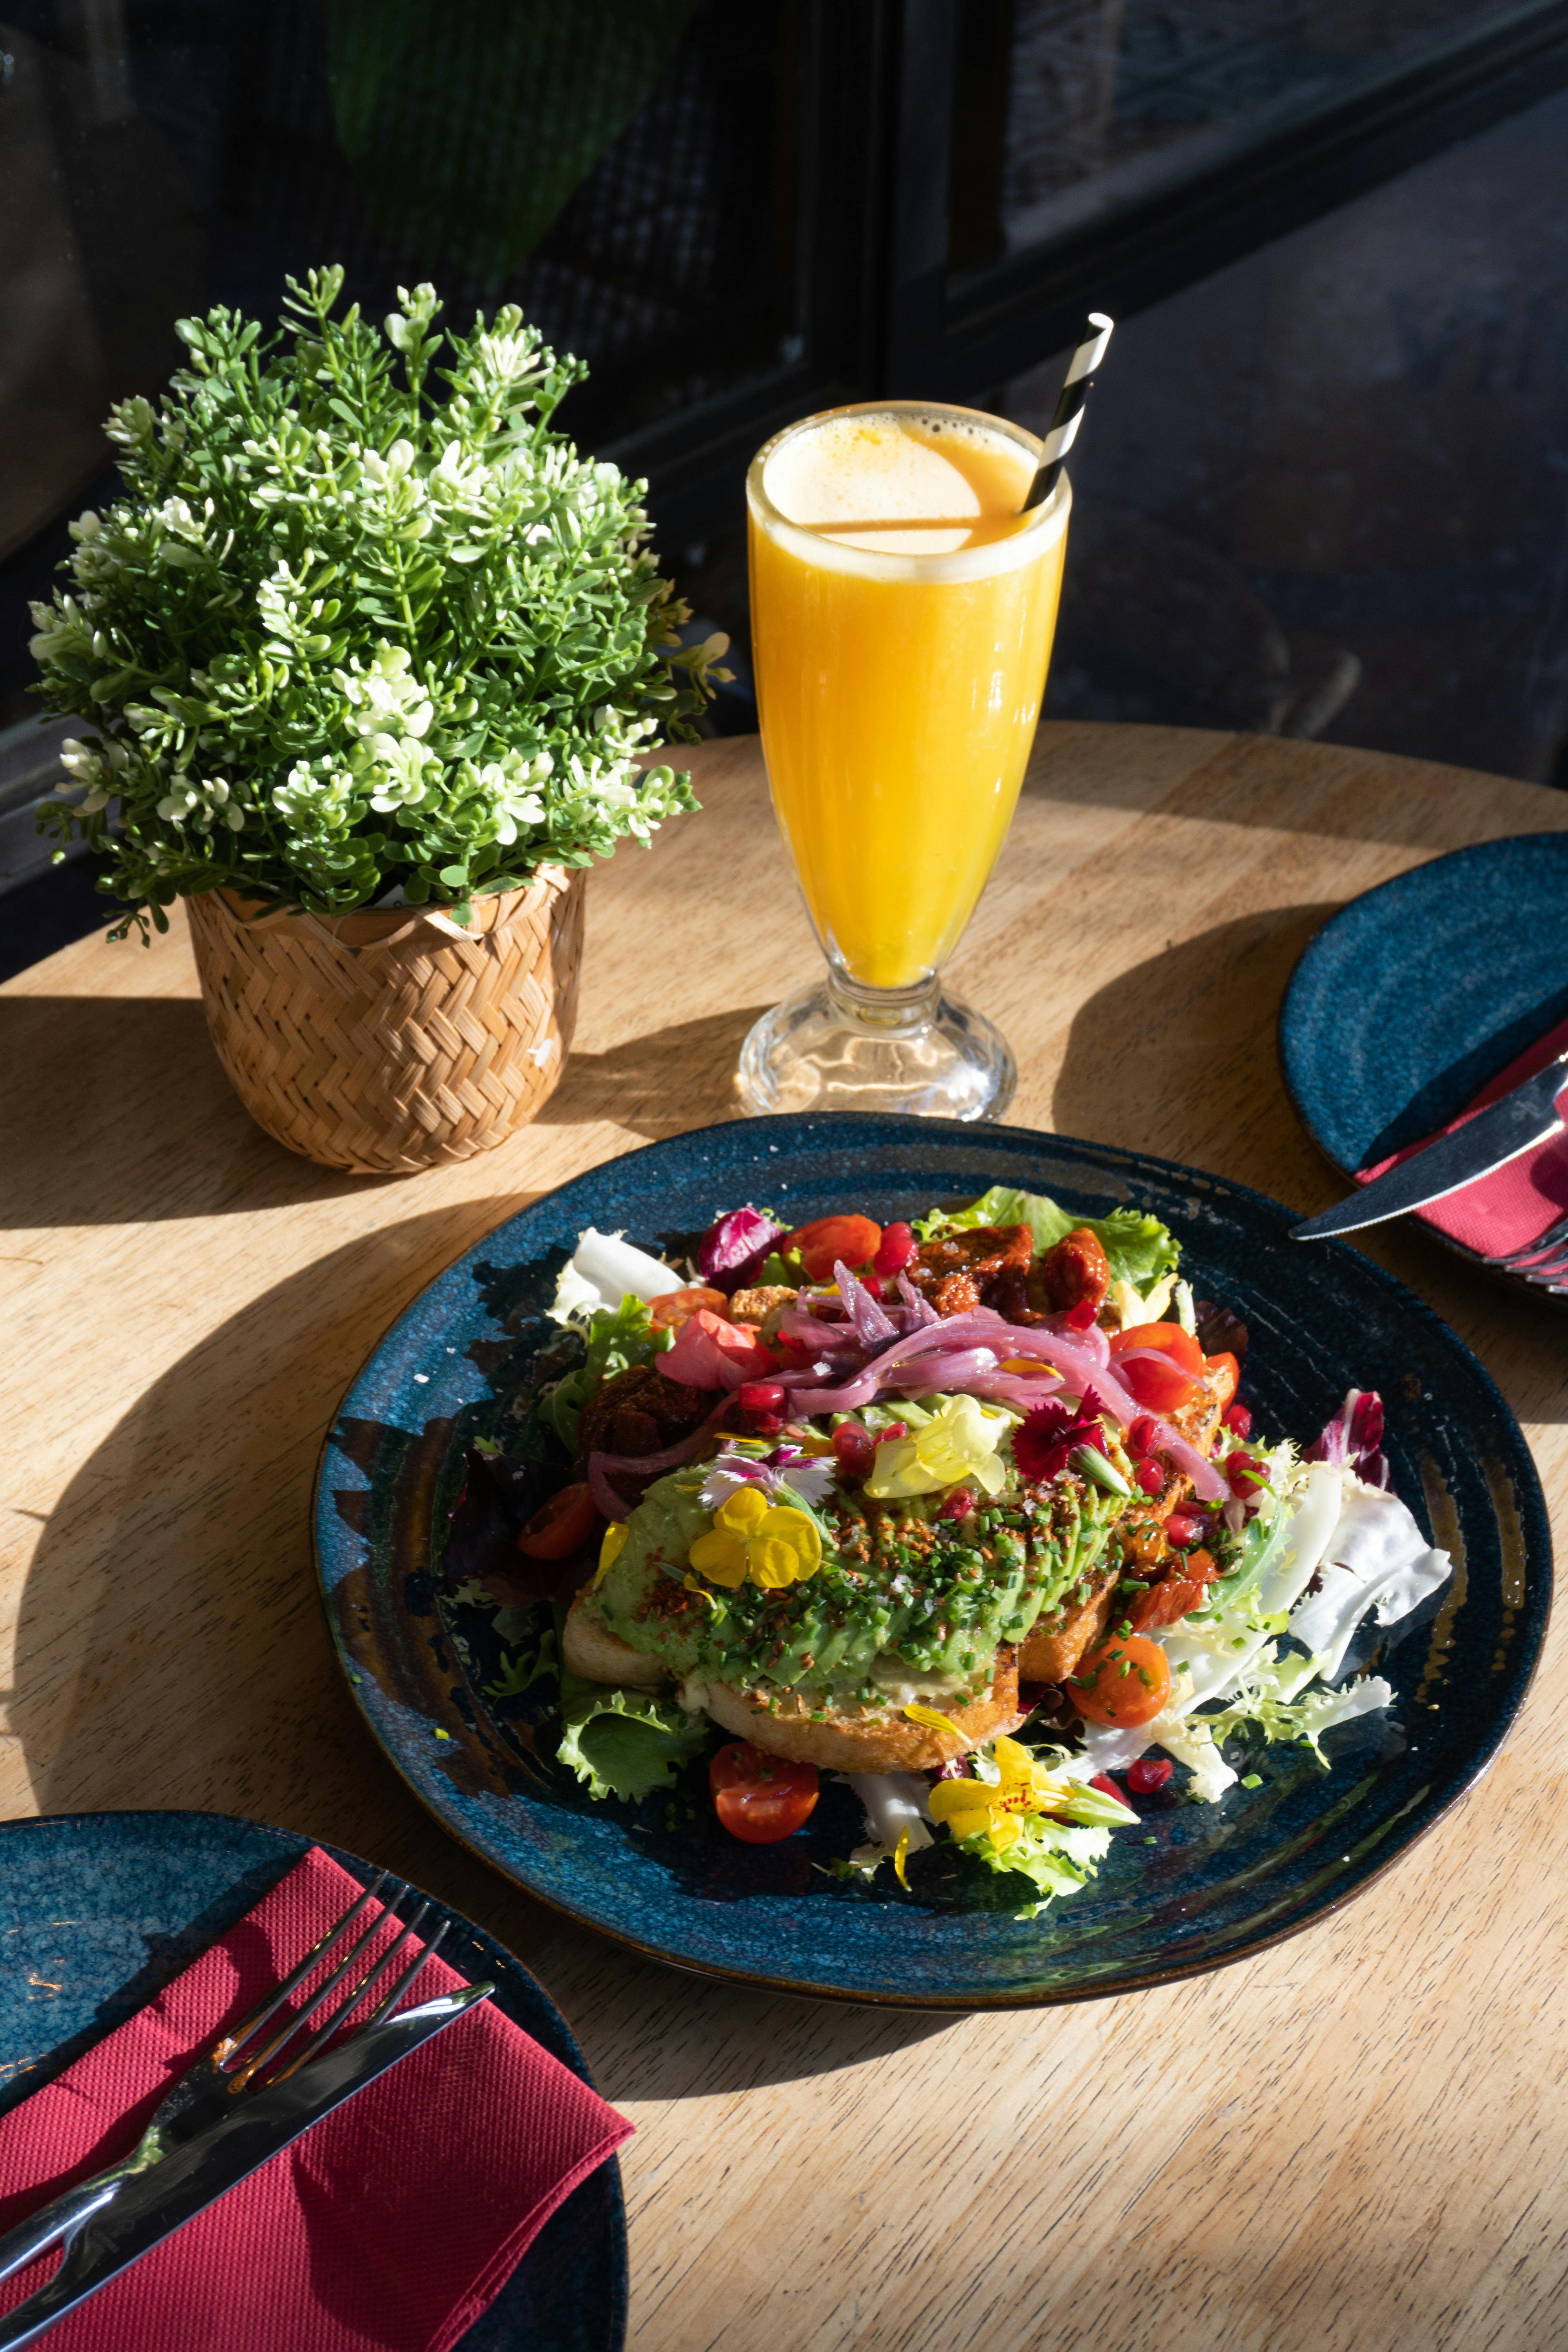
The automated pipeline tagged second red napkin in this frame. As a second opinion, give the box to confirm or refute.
[1356,1007,1568,1258]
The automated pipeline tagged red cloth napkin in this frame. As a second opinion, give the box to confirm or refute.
[1356,1008,1568,1256]
[0,1847,631,2352]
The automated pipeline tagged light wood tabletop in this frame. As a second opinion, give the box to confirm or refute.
[5,721,1568,2352]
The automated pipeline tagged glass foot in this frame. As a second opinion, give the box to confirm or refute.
[735,973,1016,1121]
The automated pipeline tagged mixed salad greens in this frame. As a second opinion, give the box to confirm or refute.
[439,1188,1452,1919]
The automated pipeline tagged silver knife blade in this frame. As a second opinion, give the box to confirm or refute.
[0,1984,492,2350]
[1292,1048,1568,1240]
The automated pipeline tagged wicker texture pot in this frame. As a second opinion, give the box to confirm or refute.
[185,865,585,1175]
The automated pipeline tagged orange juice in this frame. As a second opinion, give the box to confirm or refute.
[747,405,1068,991]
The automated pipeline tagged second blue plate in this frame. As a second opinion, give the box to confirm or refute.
[1279,831,1568,1212]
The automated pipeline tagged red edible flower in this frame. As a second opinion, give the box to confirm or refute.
[1013,1387,1111,1483]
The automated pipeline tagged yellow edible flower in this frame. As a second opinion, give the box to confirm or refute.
[903,1702,964,1740]
[593,1521,629,1587]
[864,1394,1010,1501]
[687,1487,822,1592]
[927,1736,1072,1847]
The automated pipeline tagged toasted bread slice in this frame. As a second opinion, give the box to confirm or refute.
[562,1593,666,1689]
[704,1648,1024,1773]
[1018,1359,1232,1684]
[564,1587,1023,1770]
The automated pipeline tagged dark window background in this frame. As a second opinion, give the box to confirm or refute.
[3,0,1568,825]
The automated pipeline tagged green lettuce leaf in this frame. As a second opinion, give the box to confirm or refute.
[545,1294,671,1452]
[555,1670,708,1802]
[916,1186,1178,1299]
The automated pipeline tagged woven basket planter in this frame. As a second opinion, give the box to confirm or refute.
[185,865,585,1176]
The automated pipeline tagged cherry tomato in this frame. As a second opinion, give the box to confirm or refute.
[1206,1350,1241,1412]
[784,1214,882,1282]
[1109,1322,1205,1414]
[710,1742,820,1843]
[1069,1633,1172,1727]
[517,1481,600,1561]
[649,1285,728,1332]
[873,1221,917,1276]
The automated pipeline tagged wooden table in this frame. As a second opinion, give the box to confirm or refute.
[6,722,1568,2352]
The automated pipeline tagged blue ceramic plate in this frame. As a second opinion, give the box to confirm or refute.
[0,1812,625,2352]
[1280,832,1568,1277]
[315,1114,1549,2009]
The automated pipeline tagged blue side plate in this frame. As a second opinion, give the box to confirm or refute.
[1280,833,1568,1276]
[0,1813,626,2352]
[314,1114,1549,2008]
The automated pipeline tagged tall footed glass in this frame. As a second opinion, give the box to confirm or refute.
[736,399,1070,1120]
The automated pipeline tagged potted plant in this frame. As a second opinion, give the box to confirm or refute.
[29,267,724,1175]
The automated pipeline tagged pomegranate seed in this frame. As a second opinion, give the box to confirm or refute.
[936,1486,975,1522]
[860,1273,884,1303]
[879,1421,907,1444]
[1126,1757,1172,1794]
[1164,1509,1204,1548]
[1129,1415,1160,1458]
[752,1413,784,1437]
[1088,1773,1123,1800]
[1227,1451,1266,1496]
[1134,1460,1164,1496]
[1223,1401,1252,1437]
[831,1422,875,1476]
[737,1381,785,1414]
[873,1220,917,1276]
[1064,1299,1097,1331]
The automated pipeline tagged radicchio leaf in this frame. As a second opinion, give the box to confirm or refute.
[695,1204,786,1293]
[1305,1387,1390,1490]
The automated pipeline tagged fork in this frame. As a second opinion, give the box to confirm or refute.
[1483,1211,1568,1291]
[0,1872,448,2286]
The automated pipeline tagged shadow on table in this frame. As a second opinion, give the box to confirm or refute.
[1051,902,1341,1199]
[0,995,405,1226]
[537,1003,772,1140]
[9,1207,965,2091]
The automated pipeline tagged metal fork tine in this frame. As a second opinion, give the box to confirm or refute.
[216,1873,390,2068]
[267,1913,446,2087]
[223,1895,407,2091]
[1486,1213,1568,1269]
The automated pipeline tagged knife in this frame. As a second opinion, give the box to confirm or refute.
[1292,1047,1568,1240]
[0,1984,491,2350]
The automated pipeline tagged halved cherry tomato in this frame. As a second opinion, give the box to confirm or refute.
[649,1285,728,1332]
[1109,1321,1205,1414]
[517,1481,600,1560]
[1069,1632,1172,1727]
[783,1214,882,1282]
[710,1742,820,1843]
[1205,1350,1241,1412]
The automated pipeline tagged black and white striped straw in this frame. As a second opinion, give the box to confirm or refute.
[1022,312,1114,510]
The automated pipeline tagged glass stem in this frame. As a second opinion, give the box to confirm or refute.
[826,967,941,1034]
